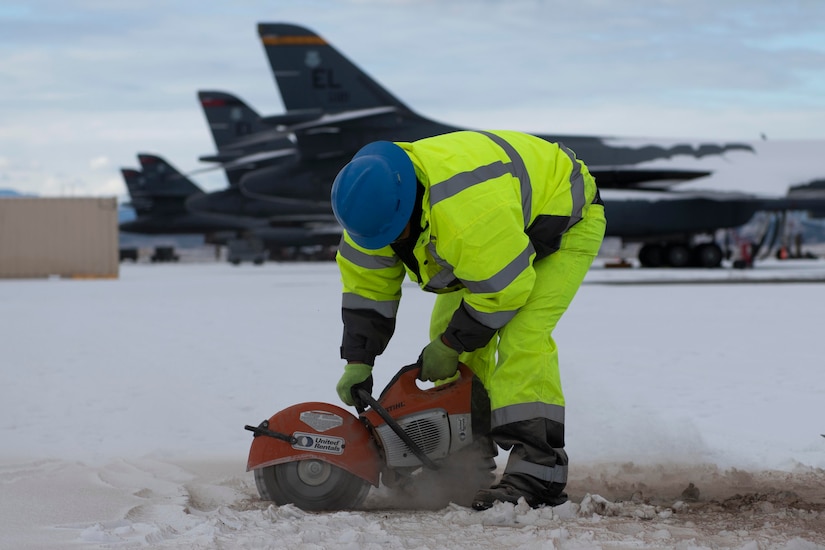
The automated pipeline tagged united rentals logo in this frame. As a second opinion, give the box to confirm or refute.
[291,432,345,455]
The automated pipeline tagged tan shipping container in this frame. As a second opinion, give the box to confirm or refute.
[0,197,119,279]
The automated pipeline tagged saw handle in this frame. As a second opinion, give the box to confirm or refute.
[244,421,298,445]
[380,362,472,401]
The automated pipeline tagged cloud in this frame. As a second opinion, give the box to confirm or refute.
[0,0,824,197]
[89,156,109,170]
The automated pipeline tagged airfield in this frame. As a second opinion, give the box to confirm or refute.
[143,240,825,284]
[586,256,825,284]
[4,6,824,547]
[114,242,825,285]
[2,252,824,549]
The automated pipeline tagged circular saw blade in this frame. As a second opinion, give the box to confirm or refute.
[254,459,371,511]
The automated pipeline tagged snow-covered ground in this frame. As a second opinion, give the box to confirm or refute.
[2,259,824,549]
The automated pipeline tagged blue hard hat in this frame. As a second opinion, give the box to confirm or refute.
[331,141,416,249]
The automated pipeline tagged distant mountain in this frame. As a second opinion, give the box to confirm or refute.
[0,189,34,197]
[118,204,136,223]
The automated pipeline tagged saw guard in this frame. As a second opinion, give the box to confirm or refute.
[246,401,381,487]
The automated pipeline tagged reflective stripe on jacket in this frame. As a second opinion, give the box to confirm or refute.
[336,130,599,362]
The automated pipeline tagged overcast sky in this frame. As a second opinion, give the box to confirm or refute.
[1,0,824,198]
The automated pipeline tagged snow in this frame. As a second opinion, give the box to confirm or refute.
[598,138,825,200]
[2,259,825,549]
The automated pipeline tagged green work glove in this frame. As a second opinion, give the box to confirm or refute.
[336,362,373,407]
[420,335,460,382]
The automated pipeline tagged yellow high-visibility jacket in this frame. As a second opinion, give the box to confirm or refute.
[336,130,601,365]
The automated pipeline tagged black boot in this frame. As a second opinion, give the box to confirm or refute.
[472,418,568,510]
[472,473,568,510]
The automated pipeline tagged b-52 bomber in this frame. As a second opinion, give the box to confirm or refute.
[232,23,738,196]
[130,22,825,267]
[198,22,824,268]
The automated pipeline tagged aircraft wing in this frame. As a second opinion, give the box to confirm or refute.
[191,149,298,175]
[222,106,399,151]
[587,166,712,189]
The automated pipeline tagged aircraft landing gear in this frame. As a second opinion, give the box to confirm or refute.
[694,243,724,268]
[638,242,723,268]
[638,243,664,268]
[666,243,692,268]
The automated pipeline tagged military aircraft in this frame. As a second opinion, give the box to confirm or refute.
[119,154,341,261]
[196,89,297,187]
[205,22,803,267]
[126,23,822,267]
[214,22,732,206]
[186,90,338,224]
[249,23,753,174]
[207,22,824,268]
[119,154,253,238]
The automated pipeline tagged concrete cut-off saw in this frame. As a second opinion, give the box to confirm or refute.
[245,363,491,510]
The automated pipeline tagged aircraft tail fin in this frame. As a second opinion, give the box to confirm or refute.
[120,168,153,216]
[118,155,204,219]
[258,22,412,113]
[120,163,191,219]
[119,155,204,218]
[197,91,272,151]
[120,168,143,192]
[197,90,298,186]
[136,154,203,197]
